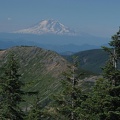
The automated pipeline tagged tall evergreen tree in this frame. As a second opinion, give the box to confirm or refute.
[102,27,120,86]
[51,57,85,120]
[81,28,120,120]
[80,78,111,120]
[101,27,120,119]
[0,53,25,120]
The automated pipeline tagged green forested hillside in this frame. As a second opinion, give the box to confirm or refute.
[0,46,99,118]
[64,49,109,74]
[0,43,119,119]
[0,46,71,105]
[0,46,95,101]
[0,47,106,105]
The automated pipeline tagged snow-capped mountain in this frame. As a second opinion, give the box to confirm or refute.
[15,19,76,35]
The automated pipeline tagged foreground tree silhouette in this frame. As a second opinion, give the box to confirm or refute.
[81,28,120,120]
[0,53,25,120]
[101,28,120,119]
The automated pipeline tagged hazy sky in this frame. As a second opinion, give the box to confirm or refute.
[0,0,120,37]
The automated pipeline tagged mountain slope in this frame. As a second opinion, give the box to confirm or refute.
[14,19,76,35]
[0,46,70,104]
[64,49,109,74]
[0,46,100,109]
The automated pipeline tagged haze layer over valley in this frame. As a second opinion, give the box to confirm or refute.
[0,19,109,53]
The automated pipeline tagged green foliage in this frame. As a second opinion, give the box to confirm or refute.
[25,94,43,120]
[99,29,120,119]
[80,28,120,120]
[0,33,120,120]
[0,53,25,120]
[50,57,87,120]
[64,49,109,74]
[0,46,69,110]
[79,78,111,119]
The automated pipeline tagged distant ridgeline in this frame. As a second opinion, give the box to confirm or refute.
[63,49,109,74]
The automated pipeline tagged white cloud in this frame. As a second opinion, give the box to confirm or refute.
[8,17,12,21]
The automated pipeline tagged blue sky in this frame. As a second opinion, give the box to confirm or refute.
[0,0,120,37]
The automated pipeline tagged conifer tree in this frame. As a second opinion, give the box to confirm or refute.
[51,57,85,120]
[81,28,120,120]
[0,53,25,120]
[26,93,43,120]
[80,78,111,120]
[101,27,120,119]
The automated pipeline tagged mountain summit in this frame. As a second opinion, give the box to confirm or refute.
[15,19,76,35]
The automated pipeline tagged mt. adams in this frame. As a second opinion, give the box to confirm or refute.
[15,19,76,35]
